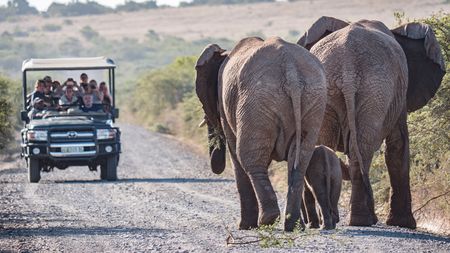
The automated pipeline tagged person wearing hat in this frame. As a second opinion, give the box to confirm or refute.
[28,97,47,119]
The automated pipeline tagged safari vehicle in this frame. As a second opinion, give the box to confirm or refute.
[20,57,121,183]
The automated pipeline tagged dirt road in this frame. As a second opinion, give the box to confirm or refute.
[1,124,450,252]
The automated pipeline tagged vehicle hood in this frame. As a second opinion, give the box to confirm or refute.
[29,116,111,128]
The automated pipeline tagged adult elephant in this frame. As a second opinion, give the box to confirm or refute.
[195,37,327,231]
[297,17,446,228]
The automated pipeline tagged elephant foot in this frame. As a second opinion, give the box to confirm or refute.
[386,212,416,229]
[321,223,336,230]
[307,221,320,229]
[284,216,305,232]
[349,213,378,227]
[258,209,280,226]
[238,219,258,230]
[321,218,336,230]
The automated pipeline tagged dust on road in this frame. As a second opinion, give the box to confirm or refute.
[1,124,449,252]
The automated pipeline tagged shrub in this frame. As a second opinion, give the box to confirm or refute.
[80,25,99,40]
[42,24,62,32]
[0,75,16,150]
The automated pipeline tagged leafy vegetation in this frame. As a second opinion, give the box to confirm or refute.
[0,75,20,151]
[0,0,38,22]
[46,1,113,17]
[116,1,157,12]
[42,24,62,32]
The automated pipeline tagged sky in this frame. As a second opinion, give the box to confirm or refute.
[0,0,185,11]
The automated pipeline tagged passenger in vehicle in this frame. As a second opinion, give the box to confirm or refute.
[59,85,79,110]
[80,73,89,91]
[63,78,84,97]
[30,80,48,108]
[28,97,47,119]
[51,80,64,98]
[99,81,112,112]
[88,79,103,104]
[42,76,56,107]
[80,94,103,113]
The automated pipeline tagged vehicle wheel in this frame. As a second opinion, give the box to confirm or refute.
[100,164,107,180]
[28,158,41,183]
[101,155,117,181]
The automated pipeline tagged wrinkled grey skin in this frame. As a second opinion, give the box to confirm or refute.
[298,17,446,229]
[195,37,327,231]
[301,145,342,230]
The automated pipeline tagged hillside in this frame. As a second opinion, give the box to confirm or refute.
[1,0,448,43]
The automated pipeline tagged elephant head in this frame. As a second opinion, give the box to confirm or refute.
[297,16,349,50]
[298,16,446,112]
[195,44,228,174]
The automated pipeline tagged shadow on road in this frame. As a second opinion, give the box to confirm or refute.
[54,177,233,184]
[345,228,450,243]
[0,226,167,238]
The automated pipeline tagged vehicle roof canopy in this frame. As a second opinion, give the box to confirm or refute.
[22,57,116,72]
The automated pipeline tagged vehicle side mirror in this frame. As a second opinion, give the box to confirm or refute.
[21,111,29,122]
[112,108,119,119]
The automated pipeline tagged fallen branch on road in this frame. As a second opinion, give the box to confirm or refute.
[413,189,450,215]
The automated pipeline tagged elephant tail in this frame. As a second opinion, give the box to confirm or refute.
[343,91,374,208]
[284,56,303,173]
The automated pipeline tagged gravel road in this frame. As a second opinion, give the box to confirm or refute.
[1,124,449,252]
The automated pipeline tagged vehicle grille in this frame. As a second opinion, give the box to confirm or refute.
[49,129,96,157]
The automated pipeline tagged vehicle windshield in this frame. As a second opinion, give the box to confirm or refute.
[25,69,114,121]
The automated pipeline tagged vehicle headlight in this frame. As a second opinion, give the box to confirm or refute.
[96,129,116,140]
[27,130,48,141]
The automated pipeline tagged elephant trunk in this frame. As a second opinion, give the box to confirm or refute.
[207,125,226,174]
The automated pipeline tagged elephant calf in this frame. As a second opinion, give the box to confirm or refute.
[302,145,342,230]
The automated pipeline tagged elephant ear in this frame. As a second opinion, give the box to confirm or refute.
[391,22,446,112]
[195,44,227,174]
[297,16,349,50]
[195,44,226,128]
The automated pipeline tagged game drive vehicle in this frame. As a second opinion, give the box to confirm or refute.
[20,57,121,183]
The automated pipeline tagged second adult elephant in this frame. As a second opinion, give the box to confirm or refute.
[298,17,446,228]
[195,37,327,231]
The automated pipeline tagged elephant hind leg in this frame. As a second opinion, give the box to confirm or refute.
[385,109,416,229]
[231,151,259,230]
[343,91,379,226]
[223,124,259,230]
[236,136,280,227]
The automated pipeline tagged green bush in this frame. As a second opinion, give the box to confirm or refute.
[131,56,196,123]
[42,24,62,32]
[0,75,18,150]
[80,25,99,40]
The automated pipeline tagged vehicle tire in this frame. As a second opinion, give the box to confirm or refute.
[100,163,107,180]
[105,155,118,181]
[28,158,41,183]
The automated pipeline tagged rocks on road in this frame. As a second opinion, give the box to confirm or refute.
[1,124,449,252]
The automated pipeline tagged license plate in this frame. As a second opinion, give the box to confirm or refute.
[61,146,84,153]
